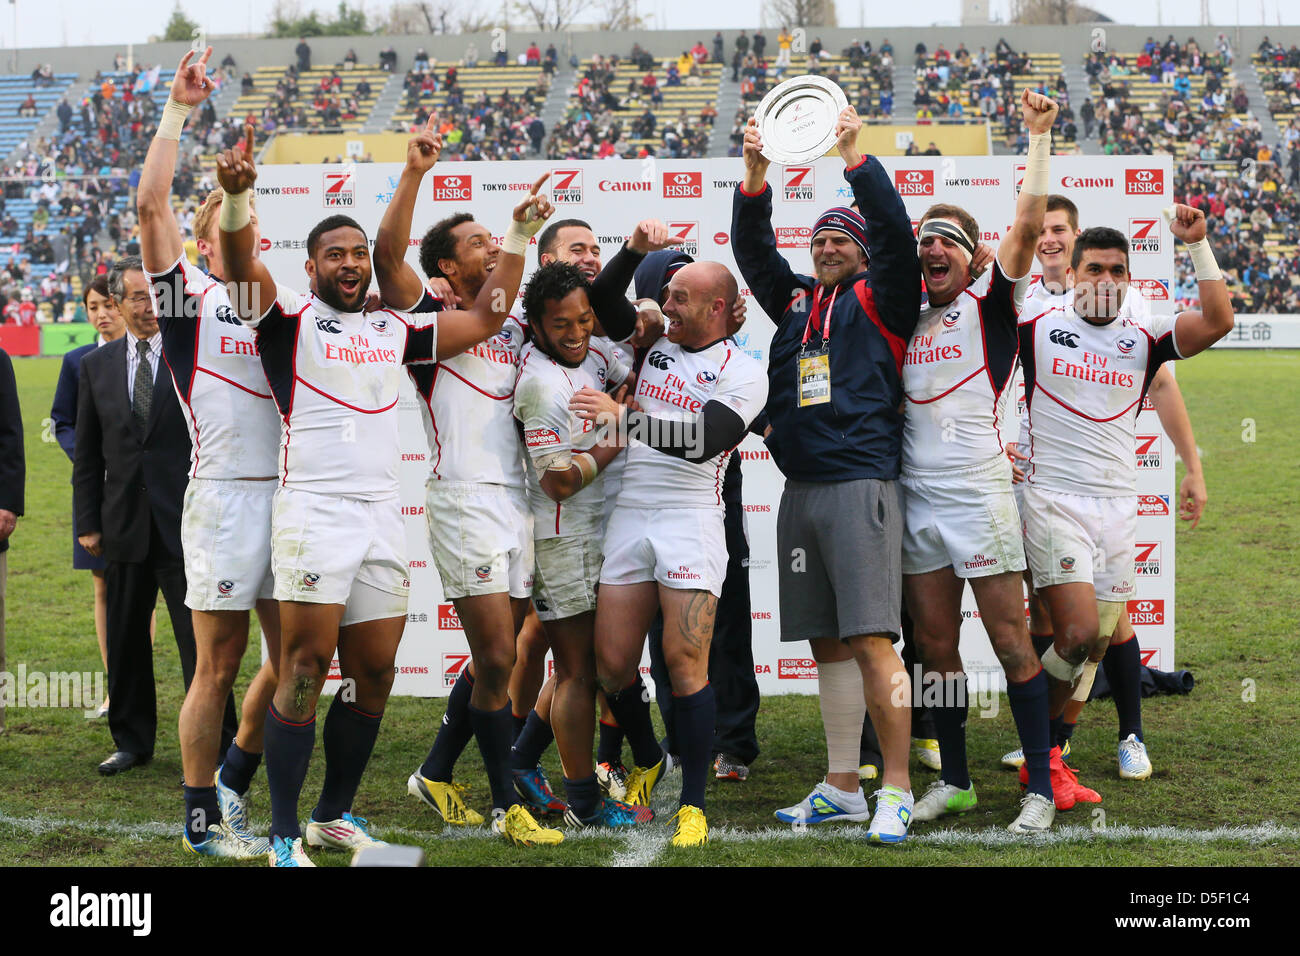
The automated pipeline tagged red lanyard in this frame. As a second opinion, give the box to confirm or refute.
[801,284,838,346]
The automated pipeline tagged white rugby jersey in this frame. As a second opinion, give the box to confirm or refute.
[147,256,280,479]
[246,285,436,500]
[406,290,527,487]
[514,336,631,540]
[1018,304,1182,497]
[903,258,1027,472]
[617,336,767,510]
[1015,278,1151,444]
[601,338,636,508]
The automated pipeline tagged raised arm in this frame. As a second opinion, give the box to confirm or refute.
[1165,204,1234,357]
[731,117,802,325]
[998,90,1058,279]
[587,220,683,341]
[139,47,214,274]
[433,173,554,360]
[216,126,276,322]
[374,113,442,311]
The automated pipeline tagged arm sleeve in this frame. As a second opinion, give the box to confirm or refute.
[145,254,208,321]
[403,288,446,315]
[400,308,439,365]
[626,401,747,462]
[587,243,644,341]
[50,352,79,460]
[246,283,305,332]
[731,183,804,326]
[847,156,923,340]
[0,351,23,517]
[979,257,1031,392]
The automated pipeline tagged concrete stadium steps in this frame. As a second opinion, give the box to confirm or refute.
[227,63,388,138]
[360,71,402,134]
[1064,62,1101,155]
[707,75,740,157]
[388,63,554,134]
[537,67,576,141]
[1243,57,1285,148]
[572,57,722,154]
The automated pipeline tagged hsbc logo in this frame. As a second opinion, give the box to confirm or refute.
[1129,218,1160,253]
[775,225,812,249]
[1125,168,1164,195]
[1137,494,1170,516]
[1127,599,1165,626]
[437,604,462,630]
[1132,278,1170,301]
[552,168,582,203]
[1135,434,1162,469]
[668,221,699,255]
[778,658,819,679]
[663,170,703,198]
[441,651,470,686]
[323,171,354,207]
[432,175,472,202]
[894,169,935,196]
[783,166,815,201]
[1134,541,1162,576]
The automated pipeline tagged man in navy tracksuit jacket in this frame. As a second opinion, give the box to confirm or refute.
[731,107,922,842]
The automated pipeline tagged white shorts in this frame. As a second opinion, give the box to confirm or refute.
[182,478,276,611]
[901,456,1026,579]
[532,535,602,621]
[601,506,725,597]
[271,487,411,618]
[1020,484,1136,601]
[426,481,534,600]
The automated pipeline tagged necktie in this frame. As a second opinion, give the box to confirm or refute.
[133,338,153,431]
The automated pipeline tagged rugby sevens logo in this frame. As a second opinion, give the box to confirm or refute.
[552,169,582,202]
[323,171,354,207]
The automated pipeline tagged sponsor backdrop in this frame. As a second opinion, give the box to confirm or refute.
[252,155,1175,696]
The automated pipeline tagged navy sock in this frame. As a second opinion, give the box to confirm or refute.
[264,704,316,841]
[597,720,624,766]
[420,668,475,782]
[1007,670,1052,800]
[509,709,553,771]
[603,678,661,768]
[674,683,715,810]
[183,784,221,842]
[512,710,527,744]
[313,697,383,824]
[1030,632,1055,659]
[218,742,262,796]
[1104,636,1144,741]
[930,677,970,790]
[470,703,516,812]
[564,774,600,819]
[1049,714,1065,749]
[1057,720,1078,750]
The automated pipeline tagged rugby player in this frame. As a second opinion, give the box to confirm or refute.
[572,258,768,846]
[372,120,580,844]
[999,195,1207,781]
[215,131,550,864]
[513,261,653,827]
[734,106,920,844]
[1016,206,1232,796]
[901,90,1061,832]
[137,48,279,858]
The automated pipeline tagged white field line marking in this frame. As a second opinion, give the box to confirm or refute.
[4,811,1296,853]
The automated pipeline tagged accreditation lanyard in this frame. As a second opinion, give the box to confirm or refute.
[798,284,837,407]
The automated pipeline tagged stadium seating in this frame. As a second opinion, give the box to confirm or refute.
[389,63,545,134]
[0,72,77,159]
[227,63,387,137]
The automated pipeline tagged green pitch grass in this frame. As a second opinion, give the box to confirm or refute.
[2,351,1297,867]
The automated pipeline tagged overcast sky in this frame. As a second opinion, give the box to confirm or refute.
[2,0,1293,50]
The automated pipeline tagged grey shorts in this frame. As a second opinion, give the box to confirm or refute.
[776,477,903,642]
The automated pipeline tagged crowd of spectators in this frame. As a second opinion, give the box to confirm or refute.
[1256,37,1300,119]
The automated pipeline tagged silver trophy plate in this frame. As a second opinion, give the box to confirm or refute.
[754,75,849,165]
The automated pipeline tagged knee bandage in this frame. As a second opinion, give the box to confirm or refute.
[1097,600,1123,642]
[817,658,867,774]
[1071,660,1099,702]
[1041,644,1084,682]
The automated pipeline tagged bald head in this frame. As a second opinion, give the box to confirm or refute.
[663,261,738,347]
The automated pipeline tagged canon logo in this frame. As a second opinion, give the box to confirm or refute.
[1060,176,1114,188]
[598,180,652,192]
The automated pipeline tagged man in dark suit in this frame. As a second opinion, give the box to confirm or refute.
[73,256,236,775]
[0,345,24,735]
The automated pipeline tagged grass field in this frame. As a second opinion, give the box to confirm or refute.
[1,351,1298,867]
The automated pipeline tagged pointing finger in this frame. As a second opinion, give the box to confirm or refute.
[243,124,255,156]
[529,171,551,195]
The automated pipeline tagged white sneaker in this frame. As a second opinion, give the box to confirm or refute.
[1117,734,1153,780]
[183,822,269,858]
[1000,747,1025,769]
[773,781,871,825]
[912,779,978,822]
[866,785,914,844]
[305,812,389,851]
[268,835,315,867]
[1008,792,1056,833]
[214,768,258,843]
